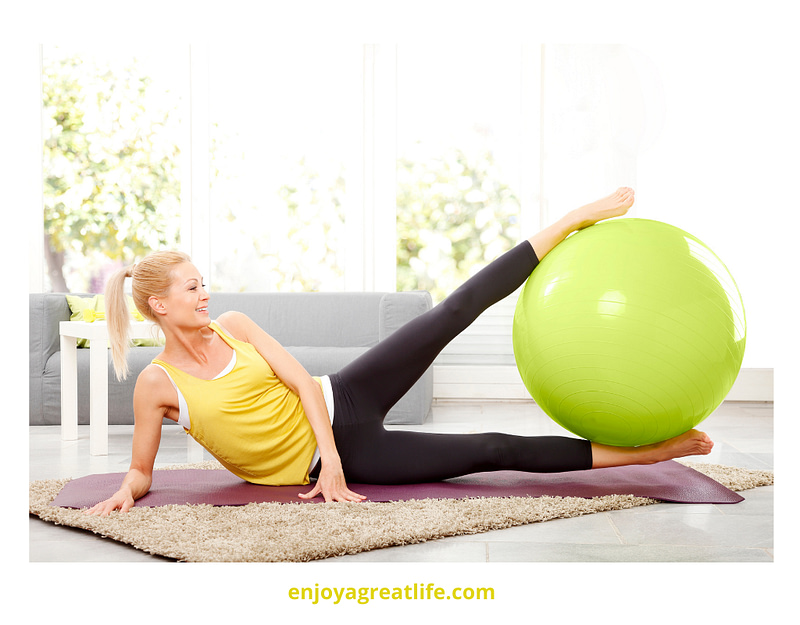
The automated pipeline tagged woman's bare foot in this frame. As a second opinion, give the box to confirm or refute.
[571,187,635,230]
[648,429,715,462]
[591,429,714,469]
[527,187,635,260]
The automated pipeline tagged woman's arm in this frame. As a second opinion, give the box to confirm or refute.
[84,366,169,515]
[218,311,365,503]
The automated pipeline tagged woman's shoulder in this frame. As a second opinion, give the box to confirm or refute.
[215,310,246,326]
[214,311,252,341]
[136,362,174,389]
[134,362,180,409]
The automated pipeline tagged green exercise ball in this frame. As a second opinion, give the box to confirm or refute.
[512,218,746,447]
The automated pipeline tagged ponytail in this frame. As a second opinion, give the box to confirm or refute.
[105,250,192,381]
[106,264,135,381]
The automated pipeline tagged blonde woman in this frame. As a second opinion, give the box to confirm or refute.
[86,188,713,516]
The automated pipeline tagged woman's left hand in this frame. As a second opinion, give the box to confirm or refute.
[298,463,367,503]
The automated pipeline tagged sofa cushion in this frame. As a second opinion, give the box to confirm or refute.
[207,292,385,347]
[284,346,370,377]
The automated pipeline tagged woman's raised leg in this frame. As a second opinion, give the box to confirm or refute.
[334,187,636,422]
[333,240,539,421]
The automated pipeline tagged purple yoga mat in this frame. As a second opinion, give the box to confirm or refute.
[50,460,743,509]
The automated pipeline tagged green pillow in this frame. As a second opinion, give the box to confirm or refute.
[65,295,164,348]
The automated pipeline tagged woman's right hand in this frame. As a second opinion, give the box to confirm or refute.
[84,489,135,516]
[82,365,168,517]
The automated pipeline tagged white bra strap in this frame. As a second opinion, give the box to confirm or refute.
[151,364,191,431]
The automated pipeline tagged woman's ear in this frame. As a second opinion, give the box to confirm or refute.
[148,296,166,316]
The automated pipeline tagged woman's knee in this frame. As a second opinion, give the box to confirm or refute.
[437,288,479,329]
[475,433,520,471]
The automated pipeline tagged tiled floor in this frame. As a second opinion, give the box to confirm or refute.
[29,400,773,562]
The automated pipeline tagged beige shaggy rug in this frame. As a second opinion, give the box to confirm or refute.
[29,461,773,562]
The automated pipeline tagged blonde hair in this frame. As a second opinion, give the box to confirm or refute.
[105,250,191,380]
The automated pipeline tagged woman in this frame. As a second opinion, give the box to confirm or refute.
[86,188,713,516]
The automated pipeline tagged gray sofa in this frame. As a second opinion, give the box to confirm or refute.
[29,291,433,427]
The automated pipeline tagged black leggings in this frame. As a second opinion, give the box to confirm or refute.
[322,242,593,484]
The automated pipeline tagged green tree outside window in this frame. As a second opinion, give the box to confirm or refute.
[42,49,182,292]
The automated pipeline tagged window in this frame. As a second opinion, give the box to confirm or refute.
[41,45,183,293]
[35,44,647,388]
[396,44,523,303]
[208,44,362,292]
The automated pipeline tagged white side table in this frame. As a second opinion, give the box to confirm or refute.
[59,320,162,456]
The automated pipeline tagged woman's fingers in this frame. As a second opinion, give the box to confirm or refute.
[343,488,367,502]
[83,493,135,516]
[297,484,321,500]
[297,483,367,503]
[84,502,112,516]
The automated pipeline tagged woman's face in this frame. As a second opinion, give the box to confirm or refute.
[153,262,210,327]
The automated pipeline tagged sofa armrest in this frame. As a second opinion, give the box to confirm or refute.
[378,291,433,340]
[30,293,75,424]
[29,294,73,377]
[29,294,47,384]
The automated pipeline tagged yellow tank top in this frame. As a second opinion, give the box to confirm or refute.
[151,322,319,485]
